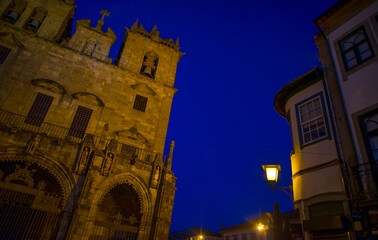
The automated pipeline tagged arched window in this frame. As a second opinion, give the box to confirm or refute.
[2,0,27,24]
[140,52,158,79]
[25,7,47,33]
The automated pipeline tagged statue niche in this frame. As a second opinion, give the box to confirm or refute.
[2,0,27,24]
[140,52,158,79]
[83,38,98,57]
[75,134,95,175]
[76,146,91,175]
[100,139,117,177]
[25,7,48,33]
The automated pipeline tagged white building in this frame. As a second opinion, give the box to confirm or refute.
[274,0,378,239]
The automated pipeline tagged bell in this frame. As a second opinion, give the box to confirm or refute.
[27,20,41,32]
[141,66,153,78]
[4,11,19,24]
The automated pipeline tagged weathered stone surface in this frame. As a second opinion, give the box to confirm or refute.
[0,1,181,239]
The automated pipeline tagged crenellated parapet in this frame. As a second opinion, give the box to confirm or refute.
[129,19,180,51]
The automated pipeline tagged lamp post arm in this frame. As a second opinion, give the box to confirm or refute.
[270,184,293,201]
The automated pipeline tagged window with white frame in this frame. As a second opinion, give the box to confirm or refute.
[296,94,328,146]
[339,27,374,70]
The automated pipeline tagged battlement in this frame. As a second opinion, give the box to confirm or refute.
[128,19,180,51]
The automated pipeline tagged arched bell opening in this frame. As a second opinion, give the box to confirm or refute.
[0,160,65,240]
[91,182,143,240]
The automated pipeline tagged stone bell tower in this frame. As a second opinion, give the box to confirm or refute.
[0,1,183,239]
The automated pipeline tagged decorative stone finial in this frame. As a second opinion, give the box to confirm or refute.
[151,25,157,33]
[175,37,179,46]
[166,140,175,171]
[95,9,110,31]
[131,19,139,30]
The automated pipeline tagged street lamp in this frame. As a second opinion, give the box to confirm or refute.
[257,223,264,231]
[262,164,293,200]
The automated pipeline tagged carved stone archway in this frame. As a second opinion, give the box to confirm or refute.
[83,173,152,240]
[0,155,72,239]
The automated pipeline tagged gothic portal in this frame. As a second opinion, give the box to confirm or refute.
[0,0,183,239]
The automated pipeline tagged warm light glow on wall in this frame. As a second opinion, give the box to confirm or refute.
[257,223,264,231]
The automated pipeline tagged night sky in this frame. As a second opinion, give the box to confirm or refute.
[75,0,334,233]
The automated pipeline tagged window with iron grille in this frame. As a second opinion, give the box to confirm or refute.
[339,27,374,70]
[121,144,137,157]
[68,106,92,139]
[296,93,329,148]
[133,95,148,112]
[24,93,53,127]
[0,45,11,64]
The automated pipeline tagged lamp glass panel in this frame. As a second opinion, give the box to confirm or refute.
[266,168,278,182]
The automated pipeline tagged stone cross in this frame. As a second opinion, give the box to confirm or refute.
[100,9,110,20]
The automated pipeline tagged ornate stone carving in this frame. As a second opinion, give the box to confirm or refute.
[26,134,41,155]
[5,163,36,187]
[150,156,163,189]
[101,152,114,176]
[76,146,90,174]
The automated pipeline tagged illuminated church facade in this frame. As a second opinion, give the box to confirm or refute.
[0,0,183,239]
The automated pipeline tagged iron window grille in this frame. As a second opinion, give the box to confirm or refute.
[133,95,148,112]
[24,93,53,127]
[121,144,137,157]
[68,106,92,139]
[339,27,374,70]
[296,93,329,148]
[0,45,11,64]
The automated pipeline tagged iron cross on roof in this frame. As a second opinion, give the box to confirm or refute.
[100,9,110,20]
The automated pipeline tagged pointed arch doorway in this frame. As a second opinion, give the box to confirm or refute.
[91,182,143,240]
[0,160,65,240]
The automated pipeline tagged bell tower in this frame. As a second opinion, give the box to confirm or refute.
[0,0,75,41]
[116,19,184,87]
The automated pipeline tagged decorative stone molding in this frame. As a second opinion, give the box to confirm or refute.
[72,92,104,107]
[31,79,67,95]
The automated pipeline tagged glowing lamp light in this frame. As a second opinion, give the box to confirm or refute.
[262,165,281,184]
[257,223,264,231]
[199,235,203,239]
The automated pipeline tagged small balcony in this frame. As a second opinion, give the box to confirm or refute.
[0,108,166,164]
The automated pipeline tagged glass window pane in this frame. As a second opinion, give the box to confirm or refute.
[344,50,356,61]
[300,105,306,114]
[306,102,313,112]
[341,41,353,51]
[311,130,319,140]
[310,120,317,130]
[346,58,358,69]
[314,107,322,117]
[304,133,311,143]
[354,32,366,44]
[365,113,378,132]
[303,123,309,133]
[360,51,373,62]
[301,113,308,123]
[319,126,327,137]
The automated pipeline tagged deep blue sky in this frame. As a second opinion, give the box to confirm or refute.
[75,0,334,233]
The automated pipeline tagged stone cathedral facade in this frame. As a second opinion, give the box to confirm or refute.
[0,0,183,239]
